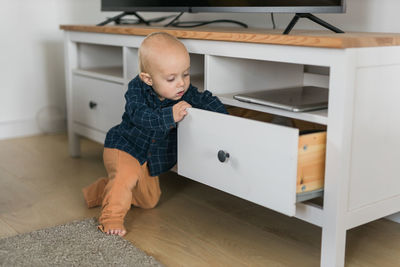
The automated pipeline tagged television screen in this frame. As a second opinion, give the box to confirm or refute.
[101,0,346,13]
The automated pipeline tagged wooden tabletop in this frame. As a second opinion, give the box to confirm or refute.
[60,25,400,49]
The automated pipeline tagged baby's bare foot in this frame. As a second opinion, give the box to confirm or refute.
[106,229,126,236]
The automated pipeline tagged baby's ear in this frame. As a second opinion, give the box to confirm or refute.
[139,72,153,86]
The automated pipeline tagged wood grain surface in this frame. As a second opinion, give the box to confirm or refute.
[60,25,400,48]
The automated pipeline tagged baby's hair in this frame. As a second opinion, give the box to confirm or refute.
[138,32,181,73]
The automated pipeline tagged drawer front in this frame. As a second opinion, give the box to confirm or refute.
[72,75,125,133]
[178,108,299,216]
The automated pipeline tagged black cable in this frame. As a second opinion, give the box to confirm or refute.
[119,15,176,25]
[170,19,248,28]
[271,13,276,29]
[148,15,177,23]
[164,12,184,27]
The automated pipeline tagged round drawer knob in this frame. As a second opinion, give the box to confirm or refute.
[218,150,230,163]
[89,101,97,109]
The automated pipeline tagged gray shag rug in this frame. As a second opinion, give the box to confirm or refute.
[0,218,163,267]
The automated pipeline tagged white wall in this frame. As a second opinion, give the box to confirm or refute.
[0,0,108,139]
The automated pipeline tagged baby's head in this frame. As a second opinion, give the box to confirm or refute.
[139,32,190,101]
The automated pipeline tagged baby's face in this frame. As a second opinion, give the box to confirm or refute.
[150,48,191,101]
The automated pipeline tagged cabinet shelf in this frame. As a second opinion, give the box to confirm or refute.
[72,67,124,84]
[218,92,328,125]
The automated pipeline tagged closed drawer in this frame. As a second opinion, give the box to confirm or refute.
[72,75,125,133]
[177,108,326,217]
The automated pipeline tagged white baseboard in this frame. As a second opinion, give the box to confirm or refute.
[0,118,66,140]
[386,212,400,223]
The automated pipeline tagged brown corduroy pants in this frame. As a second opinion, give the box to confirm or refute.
[82,148,161,233]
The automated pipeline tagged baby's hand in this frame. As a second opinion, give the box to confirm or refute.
[173,101,192,122]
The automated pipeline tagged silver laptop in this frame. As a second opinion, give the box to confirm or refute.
[233,86,328,112]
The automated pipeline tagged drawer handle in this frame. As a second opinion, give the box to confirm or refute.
[89,101,97,109]
[218,150,230,163]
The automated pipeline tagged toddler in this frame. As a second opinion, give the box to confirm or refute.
[82,32,227,236]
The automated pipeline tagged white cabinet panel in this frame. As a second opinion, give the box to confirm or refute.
[349,65,400,210]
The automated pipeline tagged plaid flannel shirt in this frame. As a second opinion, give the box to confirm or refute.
[104,75,228,176]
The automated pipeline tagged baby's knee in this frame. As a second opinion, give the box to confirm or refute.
[140,190,161,209]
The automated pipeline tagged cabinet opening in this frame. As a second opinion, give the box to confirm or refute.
[189,53,205,92]
[303,65,330,88]
[207,56,329,125]
[76,43,123,80]
[125,47,139,81]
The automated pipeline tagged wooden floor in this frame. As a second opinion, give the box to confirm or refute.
[1,134,399,267]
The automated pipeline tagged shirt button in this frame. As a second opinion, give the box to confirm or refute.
[151,139,156,143]
[170,125,174,129]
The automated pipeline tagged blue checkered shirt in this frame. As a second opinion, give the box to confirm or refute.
[104,75,228,176]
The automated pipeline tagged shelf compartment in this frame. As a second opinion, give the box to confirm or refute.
[76,43,123,82]
[205,55,305,95]
[191,73,204,92]
[206,55,329,125]
[124,47,139,82]
[190,53,205,92]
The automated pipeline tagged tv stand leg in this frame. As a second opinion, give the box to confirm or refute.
[68,132,81,157]
[283,13,344,34]
[320,223,347,267]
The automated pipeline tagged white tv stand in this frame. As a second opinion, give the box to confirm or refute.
[61,25,400,267]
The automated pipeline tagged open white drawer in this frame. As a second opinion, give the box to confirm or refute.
[178,108,309,216]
